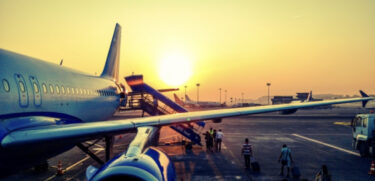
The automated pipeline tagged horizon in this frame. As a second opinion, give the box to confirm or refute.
[1,0,374,101]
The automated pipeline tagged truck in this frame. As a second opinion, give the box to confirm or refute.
[351,114,375,157]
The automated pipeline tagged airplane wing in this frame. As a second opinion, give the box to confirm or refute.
[2,95,373,148]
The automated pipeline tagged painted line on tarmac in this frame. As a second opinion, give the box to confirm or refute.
[205,153,225,181]
[44,149,102,181]
[291,134,360,157]
[333,122,351,126]
[221,142,252,180]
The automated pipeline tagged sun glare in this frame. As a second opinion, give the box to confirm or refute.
[159,53,192,87]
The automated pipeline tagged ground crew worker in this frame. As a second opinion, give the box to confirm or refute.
[241,138,252,168]
[278,144,293,177]
[216,129,223,152]
[209,127,214,136]
[204,131,211,152]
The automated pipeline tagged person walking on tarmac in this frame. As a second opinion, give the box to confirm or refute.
[204,131,211,152]
[216,129,224,152]
[207,128,214,152]
[278,144,293,177]
[241,138,253,168]
[213,129,217,151]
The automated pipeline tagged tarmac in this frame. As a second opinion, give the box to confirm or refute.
[2,107,375,181]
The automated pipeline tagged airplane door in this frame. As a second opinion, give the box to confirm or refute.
[29,76,42,106]
[14,74,29,107]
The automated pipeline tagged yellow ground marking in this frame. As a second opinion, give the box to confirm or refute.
[44,147,103,181]
[292,134,360,157]
[334,122,351,126]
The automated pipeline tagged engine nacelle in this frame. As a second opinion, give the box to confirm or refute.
[87,147,175,181]
[212,118,222,123]
[279,109,298,115]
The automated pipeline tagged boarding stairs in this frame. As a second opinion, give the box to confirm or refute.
[121,75,205,145]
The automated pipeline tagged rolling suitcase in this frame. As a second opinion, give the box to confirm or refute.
[291,165,301,178]
[250,157,260,173]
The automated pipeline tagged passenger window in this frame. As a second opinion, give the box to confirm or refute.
[2,79,10,92]
[76,88,79,95]
[61,86,65,94]
[33,82,39,93]
[66,87,70,94]
[55,85,60,94]
[49,84,54,94]
[80,89,83,95]
[19,81,25,92]
[42,83,47,93]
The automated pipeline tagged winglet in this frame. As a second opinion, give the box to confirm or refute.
[101,23,121,82]
[360,90,369,107]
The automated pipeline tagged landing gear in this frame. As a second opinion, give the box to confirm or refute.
[105,136,114,162]
[77,136,114,165]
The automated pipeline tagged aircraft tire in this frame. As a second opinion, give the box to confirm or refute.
[359,141,369,157]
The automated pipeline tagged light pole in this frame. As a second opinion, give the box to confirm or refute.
[241,92,244,105]
[184,85,187,102]
[225,90,227,104]
[219,88,222,103]
[196,83,200,104]
[267,82,271,105]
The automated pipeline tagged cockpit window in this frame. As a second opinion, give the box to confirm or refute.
[19,81,25,92]
[33,82,39,93]
[42,83,47,93]
[2,79,10,92]
[49,84,54,94]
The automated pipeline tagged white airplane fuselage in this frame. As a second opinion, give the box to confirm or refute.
[0,49,121,123]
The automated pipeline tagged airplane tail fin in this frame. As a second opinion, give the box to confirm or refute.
[305,91,313,102]
[185,95,192,102]
[174,94,184,105]
[101,23,121,82]
[359,90,370,108]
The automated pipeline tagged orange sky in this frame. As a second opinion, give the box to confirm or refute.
[1,0,374,101]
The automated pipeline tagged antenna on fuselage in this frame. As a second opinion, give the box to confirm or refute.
[60,59,63,66]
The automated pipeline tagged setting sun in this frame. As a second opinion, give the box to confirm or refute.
[159,53,192,87]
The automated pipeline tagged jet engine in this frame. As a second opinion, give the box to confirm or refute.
[86,146,175,181]
[279,108,298,115]
[212,118,222,123]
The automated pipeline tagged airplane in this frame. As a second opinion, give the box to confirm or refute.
[0,23,373,180]
[185,94,224,108]
[173,93,198,108]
